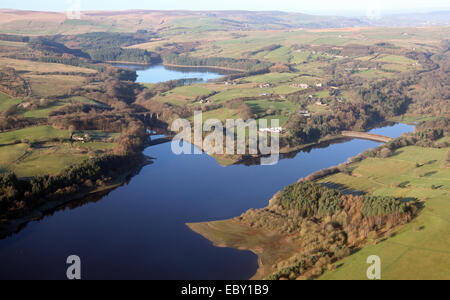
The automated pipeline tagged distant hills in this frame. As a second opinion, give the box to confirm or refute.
[0,9,448,35]
[364,10,450,27]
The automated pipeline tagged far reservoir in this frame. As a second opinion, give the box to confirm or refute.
[113,63,229,83]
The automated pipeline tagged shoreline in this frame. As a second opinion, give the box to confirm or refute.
[0,156,152,239]
[110,61,244,74]
[187,218,298,280]
[186,131,400,279]
[189,133,348,167]
[108,60,153,66]
[162,63,246,73]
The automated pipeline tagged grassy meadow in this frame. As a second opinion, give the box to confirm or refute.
[0,126,119,177]
[0,92,21,112]
[318,146,450,280]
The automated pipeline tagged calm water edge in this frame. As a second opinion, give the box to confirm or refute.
[113,63,227,83]
[0,65,415,279]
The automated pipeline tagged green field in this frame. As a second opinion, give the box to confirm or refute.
[25,74,87,98]
[0,126,70,145]
[6,143,90,177]
[209,87,269,103]
[318,146,450,280]
[246,98,293,125]
[246,99,297,118]
[245,73,299,84]
[0,92,21,112]
[193,107,240,122]
[0,143,29,169]
[0,128,118,177]
[165,85,213,98]
[68,96,100,105]
[23,102,66,119]
[375,54,417,65]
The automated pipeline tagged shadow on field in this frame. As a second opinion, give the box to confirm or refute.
[319,182,366,196]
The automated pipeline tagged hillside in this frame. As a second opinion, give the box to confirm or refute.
[0,9,366,35]
[1,9,449,36]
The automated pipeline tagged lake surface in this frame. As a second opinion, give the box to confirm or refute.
[0,67,415,279]
[113,64,228,83]
[0,123,414,280]
[369,122,415,138]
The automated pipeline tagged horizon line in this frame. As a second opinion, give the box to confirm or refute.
[1,7,450,18]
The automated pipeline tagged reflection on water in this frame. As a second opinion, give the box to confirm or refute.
[0,120,414,279]
[113,63,231,83]
[369,122,416,138]
[235,137,353,166]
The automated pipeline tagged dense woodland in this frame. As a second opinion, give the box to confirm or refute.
[162,53,273,71]
[238,181,416,280]
[0,32,161,67]
[55,32,161,64]
[283,101,384,146]
[0,155,144,219]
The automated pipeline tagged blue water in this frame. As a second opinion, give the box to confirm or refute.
[0,123,414,280]
[0,64,416,279]
[369,123,415,138]
[114,64,226,83]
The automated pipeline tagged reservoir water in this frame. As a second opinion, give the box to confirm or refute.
[113,63,228,83]
[0,66,415,279]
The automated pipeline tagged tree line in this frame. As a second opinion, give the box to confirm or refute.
[162,53,273,71]
[0,155,144,219]
[238,181,416,280]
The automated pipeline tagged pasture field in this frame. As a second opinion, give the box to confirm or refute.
[153,94,190,107]
[390,114,443,125]
[0,57,97,74]
[74,141,116,151]
[156,81,303,108]
[375,54,417,65]
[0,143,29,168]
[192,107,240,122]
[0,92,21,112]
[209,87,270,103]
[0,126,69,145]
[244,73,300,84]
[67,96,99,105]
[24,74,87,98]
[318,146,450,280]
[23,101,65,119]
[165,85,213,98]
[245,99,297,115]
[7,143,90,178]
[0,142,89,177]
[0,128,118,177]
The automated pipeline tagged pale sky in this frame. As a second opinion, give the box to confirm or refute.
[2,0,449,16]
